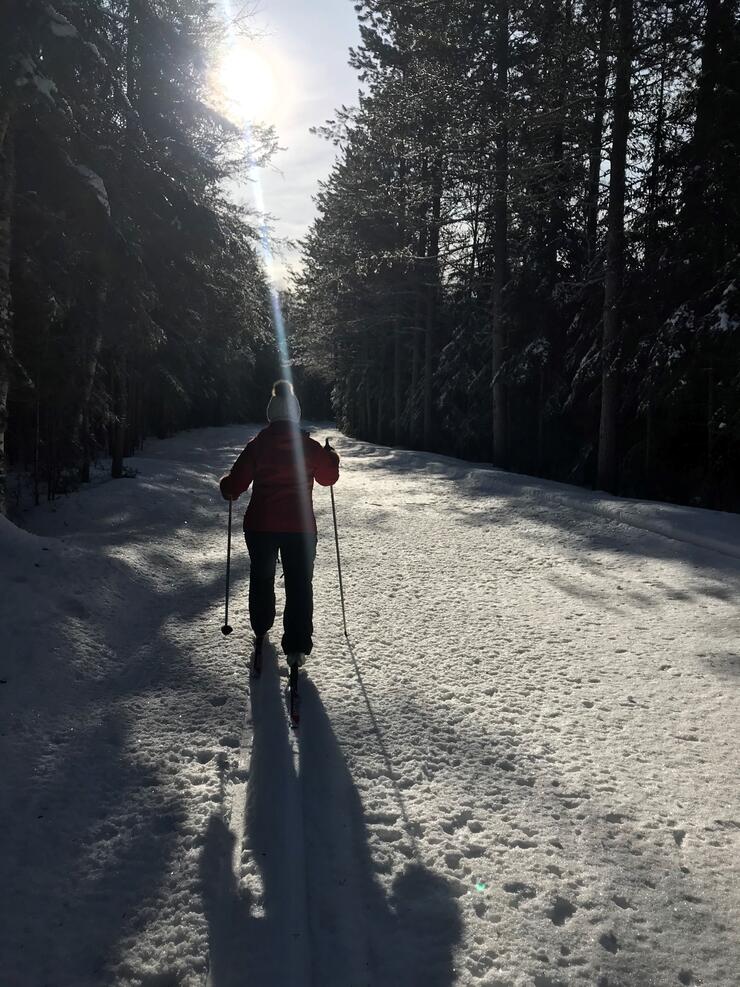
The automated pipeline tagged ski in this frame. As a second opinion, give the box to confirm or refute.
[287,664,300,727]
[251,635,264,678]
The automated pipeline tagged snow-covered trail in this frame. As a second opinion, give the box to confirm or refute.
[1,426,739,987]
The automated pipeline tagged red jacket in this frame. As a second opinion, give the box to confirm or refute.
[219,422,340,533]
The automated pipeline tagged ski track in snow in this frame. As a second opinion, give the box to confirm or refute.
[1,425,739,987]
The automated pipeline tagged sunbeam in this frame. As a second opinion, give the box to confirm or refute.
[218,1,312,534]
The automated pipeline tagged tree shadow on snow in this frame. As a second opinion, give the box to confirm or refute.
[2,499,247,984]
[0,714,182,987]
[331,436,740,607]
[200,644,463,987]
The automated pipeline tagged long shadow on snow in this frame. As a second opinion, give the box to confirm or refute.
[201,645,462,987]
[333,435,740,602]
[200,644,298,986]
[3,520,248,982]
[0,714,182,987]
[365,682,738,986]
[1,424,268,984]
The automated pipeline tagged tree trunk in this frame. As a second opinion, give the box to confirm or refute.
[76,280,107,482]
[491,0,510,467]
[545,0,570,281]
[584,0,611,267]
[537,365,546,473]
[409,219,427,447]
[410,328,420,445]
[423,305,433,448]
[393,323,402,446]
[0,114,14,516]
[423,157,442,450]
[644,399,652,493]
[706,364,714,473]
[681,0,724,271]
[376,358,384,444]
[645,15,668,250]
[33,387,40,505]
[597,0,633,492]
[693,0,722,155]
[126,0,143,112]
[343,373,352,433]
[111,358,128,478]
[364,375,372,440]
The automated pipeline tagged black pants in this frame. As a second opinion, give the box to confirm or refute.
[245,531,317,655]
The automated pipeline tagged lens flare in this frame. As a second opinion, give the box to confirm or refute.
[219,2,313,534]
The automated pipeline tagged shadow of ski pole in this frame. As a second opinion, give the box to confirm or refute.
[342,636,420,849]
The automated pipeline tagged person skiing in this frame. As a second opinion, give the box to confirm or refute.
[218,379,340,670]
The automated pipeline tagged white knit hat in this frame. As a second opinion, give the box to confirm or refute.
[267,379,301,423]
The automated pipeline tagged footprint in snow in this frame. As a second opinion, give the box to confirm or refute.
[441,808,474,834]
[464,842,487,858]
[534,974,567,987]
[548,895,576,926]
[444,851,462,870]
[502,881,537,906]
[599,931,619,953]
[374,826,403,843]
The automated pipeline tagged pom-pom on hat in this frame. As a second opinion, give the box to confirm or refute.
[267,379,301,423]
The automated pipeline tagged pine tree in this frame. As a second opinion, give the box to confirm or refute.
[2,0,273,511]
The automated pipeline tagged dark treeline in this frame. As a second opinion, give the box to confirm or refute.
[294,0,740,510]
[0,1,275,513]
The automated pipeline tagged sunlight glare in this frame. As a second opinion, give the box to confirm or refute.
[217,42,279,125]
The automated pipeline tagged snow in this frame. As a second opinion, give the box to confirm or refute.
[16,56,58,103]
[45,3,80,38]
[709,280,738,335]
[49,20,78,39]
[72,162,111,215]
[1,425,739,987]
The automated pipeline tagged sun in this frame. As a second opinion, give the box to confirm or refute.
[216,41,279,125]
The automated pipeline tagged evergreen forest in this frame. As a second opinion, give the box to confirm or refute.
[0,0,277,511]
[294,0,740,510]
[2,1,739,514]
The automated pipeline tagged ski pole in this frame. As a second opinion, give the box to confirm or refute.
[222,498,233,635]
[326,439,348,638]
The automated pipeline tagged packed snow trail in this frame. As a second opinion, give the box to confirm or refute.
[1,426,739,987]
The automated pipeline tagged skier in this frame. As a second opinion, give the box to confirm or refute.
[218,379,340,671]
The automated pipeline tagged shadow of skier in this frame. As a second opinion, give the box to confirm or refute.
[299,675,463,986]
[201,641,304,985]
[201,645,462,987]
[199,814,253,987]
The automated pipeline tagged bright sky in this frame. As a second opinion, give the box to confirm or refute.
[219,0,362,285]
